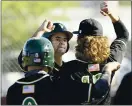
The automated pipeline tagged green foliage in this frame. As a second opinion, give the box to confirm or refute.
[2,1,79,49]
[119,1,131,6]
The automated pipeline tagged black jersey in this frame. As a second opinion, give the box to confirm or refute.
[6,71,56,105]
[59,60,110,105]
[59,20,129,105]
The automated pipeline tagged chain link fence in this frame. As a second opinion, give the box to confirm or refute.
[2,1,131,73]
[2,1,79,73]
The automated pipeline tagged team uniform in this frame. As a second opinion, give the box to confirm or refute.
[50,62,65,79]
[6,70,55,105]
[59,20,129,105]
[6,37,57,105]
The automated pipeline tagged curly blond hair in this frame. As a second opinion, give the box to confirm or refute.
[75,36,110,63]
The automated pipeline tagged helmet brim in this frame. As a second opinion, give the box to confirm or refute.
[63,31,73,41]
[72,31,79,34]
[43,31,73,41]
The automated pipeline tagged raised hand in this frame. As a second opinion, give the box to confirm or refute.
[100,1,119,22]
[36,19,55,32]
[41,19,55,32]
[32,19,55,37]
[100,1,111,16]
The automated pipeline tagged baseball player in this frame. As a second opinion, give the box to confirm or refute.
[59,1,129,105]
[6,37,56,105]
[18,20,73,79]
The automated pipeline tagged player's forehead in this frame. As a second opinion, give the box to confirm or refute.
[52,32,67,39]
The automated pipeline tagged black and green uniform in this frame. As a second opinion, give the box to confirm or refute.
[7,37,57,105]
[59,20,129,105]
[6,70,56,105]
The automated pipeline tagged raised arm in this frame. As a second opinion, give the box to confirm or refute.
[100,1,129,42]
[100,1,129,63]
[32,20,55,37]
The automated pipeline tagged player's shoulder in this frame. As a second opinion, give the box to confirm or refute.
[63,59,82,66]
[61,60,84,72]
[111,39,127,49]
[7,81,19,94]
[16,73,51,84]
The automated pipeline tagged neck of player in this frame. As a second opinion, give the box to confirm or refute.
[55,55,63,67]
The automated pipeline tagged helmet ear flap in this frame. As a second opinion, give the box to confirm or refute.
[21,55,31,72]
[22,56,30,68]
